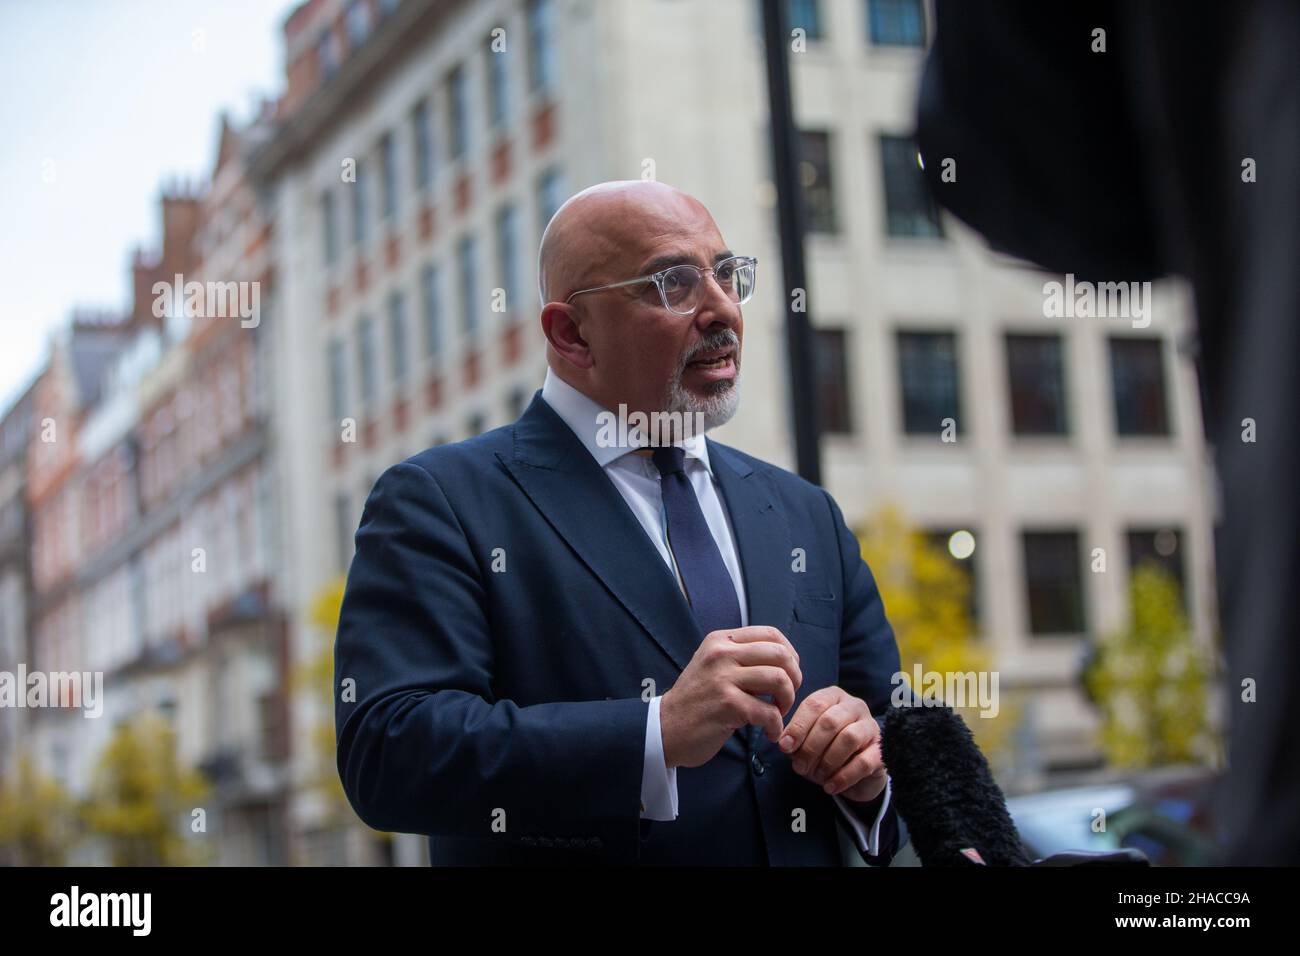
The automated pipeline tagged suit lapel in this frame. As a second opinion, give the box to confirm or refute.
[709,440,800,754]
[498,393,704,672]
[707,440,795,635]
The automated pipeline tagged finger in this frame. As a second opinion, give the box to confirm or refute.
[724,626,800,666]
[812,718,877,785]
[778,686,838,754]
[726,642,802,692]
[825,746,885,797]
[738,695,784,743]
[732,665,797,715]
[790,702,854,776]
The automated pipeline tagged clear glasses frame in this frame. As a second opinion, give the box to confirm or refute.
[564,254,758,316]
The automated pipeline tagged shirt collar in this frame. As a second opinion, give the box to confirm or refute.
[540,367,712,474]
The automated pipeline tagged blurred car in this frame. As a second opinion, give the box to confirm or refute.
[1006,766,1221,866]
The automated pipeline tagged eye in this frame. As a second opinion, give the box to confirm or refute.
[716,260,737,282]
[661,270,688,292]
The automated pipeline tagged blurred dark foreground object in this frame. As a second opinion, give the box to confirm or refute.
[882,703,1147,867]
[915,0,1300,865]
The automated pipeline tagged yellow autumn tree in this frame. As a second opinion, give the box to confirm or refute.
[1083,563,1216,768]
[81,712,212,865]
[855,505,1018,766]
[0,751,79,865]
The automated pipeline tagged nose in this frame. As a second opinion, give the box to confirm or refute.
[692,268,742,331]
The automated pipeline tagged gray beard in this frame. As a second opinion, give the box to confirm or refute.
[665,361,741,432]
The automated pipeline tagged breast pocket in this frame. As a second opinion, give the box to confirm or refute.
[789,592,840,689]
[792,592,839,630]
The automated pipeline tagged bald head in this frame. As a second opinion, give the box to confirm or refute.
[536,180,719,306]
[535,179,744,436]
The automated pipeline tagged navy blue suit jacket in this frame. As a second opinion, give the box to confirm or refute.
[335,392,905,865]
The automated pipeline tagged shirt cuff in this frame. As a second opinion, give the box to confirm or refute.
[832,775,891,856]
[640,695,678,820]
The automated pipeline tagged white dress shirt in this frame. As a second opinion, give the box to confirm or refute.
[538,368,891,855]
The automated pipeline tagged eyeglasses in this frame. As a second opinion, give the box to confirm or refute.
[565,254,758,316]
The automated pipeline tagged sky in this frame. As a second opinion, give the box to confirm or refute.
[0,0,298,413]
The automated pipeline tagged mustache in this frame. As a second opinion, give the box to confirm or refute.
[679,329,740,369]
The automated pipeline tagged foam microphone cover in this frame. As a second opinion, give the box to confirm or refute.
[880,702,1031,866]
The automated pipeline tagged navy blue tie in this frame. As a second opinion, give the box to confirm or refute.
[651,446,744,638]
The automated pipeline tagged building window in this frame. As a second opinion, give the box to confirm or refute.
[814,327,852,434]
[466,412,487,437]
[258,689,285,764]
[880,134,942,237]
[412,99,432,191]
[1022,530,1086,635]
[788,0,824,39]
[488,33,509,128]
[527,0,555,94]
[868,0,926,46]
[458,234,478,340]
[350,161,368,246]
[1006,333,1068,435]
[536,167,564,241]
[421,263,442,358]
[322,190,339,267]
[327,339,347,422]
[345,0,371,50]
[496,203,519,319]
[388,291,408,382]
[379,132,398,220]
[334,493,353,573]
[447,65,468,162]
[799,130,837,234]
[1109,337,1170,436]
[357,316,376,405]
[897,331,962,436]
[1126,527,1187,608]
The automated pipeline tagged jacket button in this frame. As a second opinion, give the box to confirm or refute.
[751,753,765,776]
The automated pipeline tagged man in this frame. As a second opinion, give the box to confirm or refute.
[335,181,905,865]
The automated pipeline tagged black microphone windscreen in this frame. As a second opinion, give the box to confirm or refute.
[881,702,1031,866]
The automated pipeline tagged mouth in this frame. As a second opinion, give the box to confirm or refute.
[686,346,736,370]
[684,346,738,383]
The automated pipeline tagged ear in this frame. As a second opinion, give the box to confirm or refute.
[541,302,594,370]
